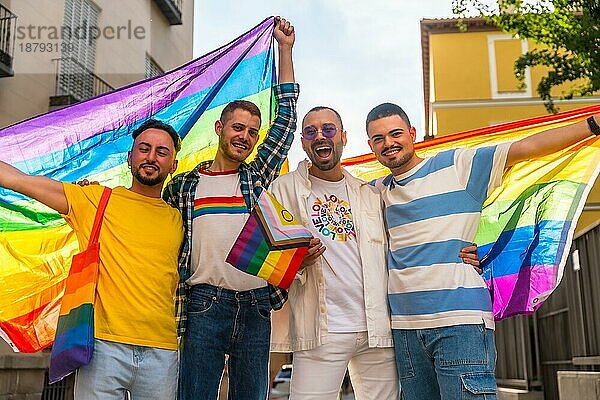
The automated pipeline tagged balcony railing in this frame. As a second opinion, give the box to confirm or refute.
[0,4,17,77]
[50,57,114,107]
[153,0,183,25]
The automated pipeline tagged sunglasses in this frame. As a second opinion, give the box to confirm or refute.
[301,123,338,140]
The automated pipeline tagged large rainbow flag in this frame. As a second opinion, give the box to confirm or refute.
[0,18,277,353]
[343,105,600,320]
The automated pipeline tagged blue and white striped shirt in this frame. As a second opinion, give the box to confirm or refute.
[373,143,511,330]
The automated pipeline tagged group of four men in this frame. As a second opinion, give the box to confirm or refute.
[1,17,600,400]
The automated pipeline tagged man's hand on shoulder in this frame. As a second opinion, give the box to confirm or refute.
[72,179,99,186]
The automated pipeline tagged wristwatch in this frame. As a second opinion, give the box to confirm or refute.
[588,116,600,136]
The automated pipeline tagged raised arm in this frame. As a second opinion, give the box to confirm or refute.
[274,16,294,84]
[506,113,600,167]
[0,160,68,214]
[248,18,298,186]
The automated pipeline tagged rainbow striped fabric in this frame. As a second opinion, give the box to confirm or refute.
[343,105,600,320]
[0,18,277,352]
[49,187,110,383]
[193,196,248,218]
[226,190,312,290]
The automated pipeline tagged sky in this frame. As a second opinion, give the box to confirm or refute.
[193,1,456,167]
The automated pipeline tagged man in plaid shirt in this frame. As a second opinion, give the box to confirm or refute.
[163,17,298,400]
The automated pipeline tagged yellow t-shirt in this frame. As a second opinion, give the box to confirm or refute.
[61,184,183,350]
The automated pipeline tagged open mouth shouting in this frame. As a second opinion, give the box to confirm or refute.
[312,141,333,160]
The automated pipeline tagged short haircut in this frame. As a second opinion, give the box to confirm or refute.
[131,119,181,152]
[303,106,344,131]
[220,100,261,125]
[365,103,411,132]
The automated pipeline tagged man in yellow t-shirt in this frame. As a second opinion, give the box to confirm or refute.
[0,119,183,400]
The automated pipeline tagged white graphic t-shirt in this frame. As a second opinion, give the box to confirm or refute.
[188,169,266,291]
[307,175,367,333]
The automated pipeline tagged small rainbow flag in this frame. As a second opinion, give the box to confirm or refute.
[343,104,600,320]
[226,190,312,289]
[0,18,277,352]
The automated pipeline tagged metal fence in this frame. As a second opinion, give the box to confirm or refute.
[153,0,183,25]
[172,0,183,13]
[41,371,73,400]
[0,3,17,74]
[52,57,114,101]
[494,222,600,399]
[495,315,541,390]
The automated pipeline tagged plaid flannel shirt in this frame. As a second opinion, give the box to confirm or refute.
[163,83,299,338]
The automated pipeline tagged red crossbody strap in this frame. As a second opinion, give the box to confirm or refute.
[88,187,112,248]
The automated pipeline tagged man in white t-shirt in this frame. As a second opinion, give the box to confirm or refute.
[365,102,600,400]
[270,106,480,400]
[163,18,298,400]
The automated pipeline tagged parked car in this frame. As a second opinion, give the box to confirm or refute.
[270,364,292,399]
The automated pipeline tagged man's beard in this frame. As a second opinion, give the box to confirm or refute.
[220,138,250,163]
[308,139,342,172]
[132,165,166,187]
[379,149,413,171]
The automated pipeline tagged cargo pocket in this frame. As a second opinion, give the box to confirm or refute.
[460,372,496,399]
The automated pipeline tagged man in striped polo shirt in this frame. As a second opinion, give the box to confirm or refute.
[365,103,600,400]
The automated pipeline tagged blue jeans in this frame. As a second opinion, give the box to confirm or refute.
[74,338,178,400]
[180,284,272,400]
[393,324,497,400]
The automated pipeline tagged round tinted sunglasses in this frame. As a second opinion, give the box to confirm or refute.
[301,123,338,140]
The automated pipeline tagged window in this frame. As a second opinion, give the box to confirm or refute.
[487,34,532,99]
[0,4,17,77]
[145,54,164,79]
[58,0,100,99]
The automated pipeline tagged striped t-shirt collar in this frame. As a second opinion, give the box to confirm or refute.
[385,158,429,189]
[392,157,427,181]
[198,168,239,176]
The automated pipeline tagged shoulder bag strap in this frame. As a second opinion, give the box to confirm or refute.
[88,187,112,248]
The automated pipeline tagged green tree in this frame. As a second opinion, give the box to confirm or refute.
[452,0,600,112]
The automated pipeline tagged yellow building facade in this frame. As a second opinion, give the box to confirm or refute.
[421,17,600,235]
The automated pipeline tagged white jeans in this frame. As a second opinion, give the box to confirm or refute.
[74,339,178,400]
[290,332,399,400]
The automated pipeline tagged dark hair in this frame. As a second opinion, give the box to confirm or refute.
[220,100,261,125]
[365,103,411,132]
[303,106,344,130]
[131,119,181,152]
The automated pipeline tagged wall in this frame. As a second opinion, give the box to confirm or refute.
[0,0,194,129]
